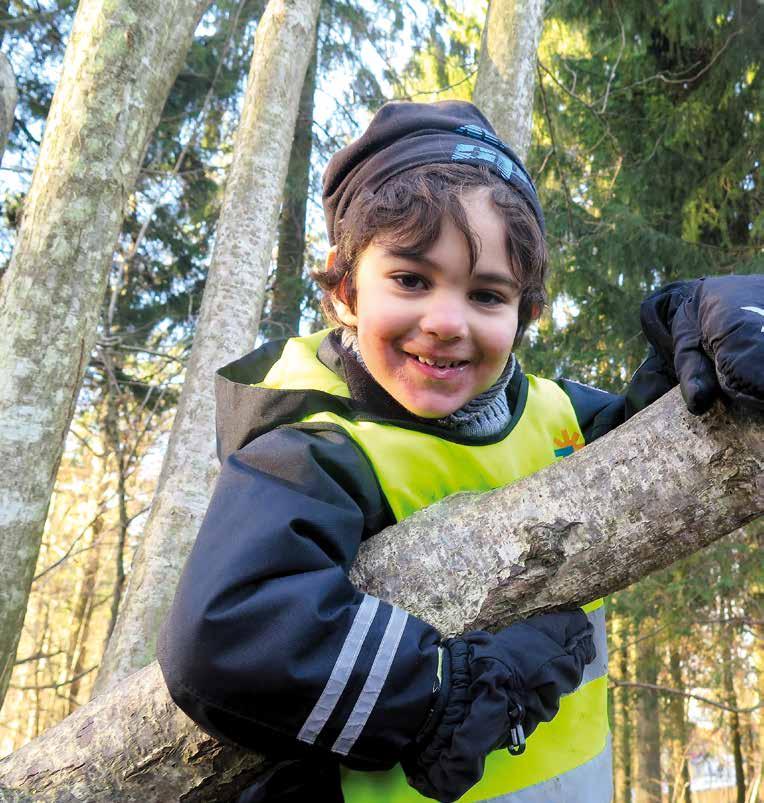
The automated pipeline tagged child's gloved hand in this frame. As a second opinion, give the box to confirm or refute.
[401,610,595,803]
[639,275,764,414]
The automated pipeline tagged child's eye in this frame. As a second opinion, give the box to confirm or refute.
[394,274,426,290]
[471,290,505,305]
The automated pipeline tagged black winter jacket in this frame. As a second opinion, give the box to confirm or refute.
[157,329,638,802]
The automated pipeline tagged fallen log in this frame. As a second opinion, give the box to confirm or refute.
[0,388,761,802]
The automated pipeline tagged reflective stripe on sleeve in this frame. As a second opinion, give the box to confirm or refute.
[297,594,379,745]
[332,606,409,756]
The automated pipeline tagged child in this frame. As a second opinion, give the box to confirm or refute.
[158,101,763,803]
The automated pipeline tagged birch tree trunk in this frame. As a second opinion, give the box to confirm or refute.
[1,391,761,801]
[264,23,318,339]
[472,0,545,161]
[92,0,323,696]
[0,0,211,712]
[0,52,16,166]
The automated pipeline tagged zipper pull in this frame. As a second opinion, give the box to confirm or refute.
[507,703,526,756]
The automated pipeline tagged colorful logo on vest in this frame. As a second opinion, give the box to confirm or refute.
[553,428,584,457]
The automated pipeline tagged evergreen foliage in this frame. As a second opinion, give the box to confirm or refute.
[524,0,762,389]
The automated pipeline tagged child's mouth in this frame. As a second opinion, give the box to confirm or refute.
[406,353,470,380]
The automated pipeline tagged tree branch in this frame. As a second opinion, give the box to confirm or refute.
[0,389,761,801]
[13,651,65,667]
[611,681,762,715]
[9,666,97,692]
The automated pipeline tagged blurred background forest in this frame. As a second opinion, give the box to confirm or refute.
[0,0,761,801]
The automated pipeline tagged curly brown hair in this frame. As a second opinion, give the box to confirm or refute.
[313,163,547,342]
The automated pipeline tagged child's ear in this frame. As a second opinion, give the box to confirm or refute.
[333,289,358,328]
[326,247,359,327]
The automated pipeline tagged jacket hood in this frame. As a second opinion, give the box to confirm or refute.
[214,332,360,463]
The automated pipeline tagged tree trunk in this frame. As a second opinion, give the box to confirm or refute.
[722,600,747,803]
[473,0,545,161]
[92,0,323,696]
[264,26,318,339]
[0,0,211,712]
[613,615,633,803]
[29,600,51,741]
[634,622,661,803]
[0,391,761,801]
[65,543,100,715]
[101,370,128,644]
[0,51,16,167]
[667,639,691,803]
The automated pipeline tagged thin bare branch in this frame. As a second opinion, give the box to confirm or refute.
[599,6,625,113]
[67,425,106,459]
[33,511,106,584]
[536,62,574,233]
[607,622,671,655]
[611,681,763,715]
[13,650,65,667]
[10,666,97,692]
[0,10,59,28]
[107,344,187,366]
[537,59,617,152]
[602,25,744,102]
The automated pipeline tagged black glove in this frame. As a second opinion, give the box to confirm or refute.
[638,275,764,414]
[401,610,595,803]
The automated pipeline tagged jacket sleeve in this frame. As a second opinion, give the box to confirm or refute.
[556,378,626,443]
[157,424,440,771]
[557,353,678,444]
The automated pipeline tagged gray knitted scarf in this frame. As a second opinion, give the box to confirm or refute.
[340,328,515,437]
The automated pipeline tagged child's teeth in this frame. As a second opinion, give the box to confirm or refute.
[416,356,462,368]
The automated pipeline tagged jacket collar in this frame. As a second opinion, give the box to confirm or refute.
[214,330,527,462]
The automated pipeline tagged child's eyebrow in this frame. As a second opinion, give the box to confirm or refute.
[381,245,429,263]
[382,248,519,289]
[472,271,521,291]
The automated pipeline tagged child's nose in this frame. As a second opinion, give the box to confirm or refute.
[420,299,469,341]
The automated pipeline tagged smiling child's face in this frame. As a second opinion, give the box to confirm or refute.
[334,188,521,418]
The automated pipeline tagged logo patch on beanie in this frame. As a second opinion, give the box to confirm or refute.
[452,124,532,189]
[452,143,517,182]
[455,123,505,149]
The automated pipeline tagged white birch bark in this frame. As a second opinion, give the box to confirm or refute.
[473,0,545,161]
[0,0,212,711]
[92,0,323,695]
[0,52,16,166]
[1,391,761,801]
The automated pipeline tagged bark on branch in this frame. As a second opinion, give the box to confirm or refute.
[0,388,761,802]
